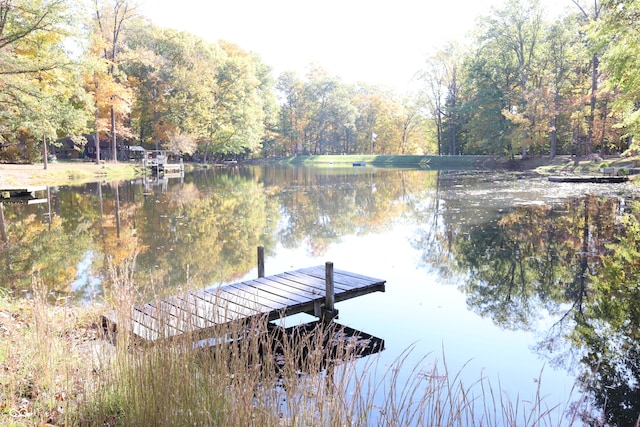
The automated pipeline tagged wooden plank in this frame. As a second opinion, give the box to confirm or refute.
[162,297,211,330]
[131,308,161,340]
[0,185,47,193]
[272,272,327,294]
[173,292,229,326]
[196,289,262,324]
[203,286,275,314]
[199,288,263,320]
[253,276,323,300]
[301,265,384,283]
[224,281,292,310]
[548,175,629,183]
[242,278,311,305]
[137,302,184,337]
[103,308,161,341]
[280,270,352,292]
[300,266,381,289]
[268,275,326,300]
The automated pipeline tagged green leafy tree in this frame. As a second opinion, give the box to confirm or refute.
[459,44,515,155]
[276,71,307,155]
[352,86,404,155]
[572,0,603,156]
[474,0,544,157]
[594,0,640,151]
[210,41,271,159]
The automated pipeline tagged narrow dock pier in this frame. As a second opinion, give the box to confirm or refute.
[142,152,184,175]
[151,160,184,175]
[548,175,629,183]
[0,186,47,200]
[103,252,385,342]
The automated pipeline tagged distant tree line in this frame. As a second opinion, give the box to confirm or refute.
[421,0,639,159]
[0,0,638,163]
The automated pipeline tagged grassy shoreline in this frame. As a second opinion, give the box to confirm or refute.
[0,161,145,187]
[252,153,640,176]
[1,155,636,188]
[266,154,500,168]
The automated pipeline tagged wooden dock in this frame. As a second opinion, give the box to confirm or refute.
[103,261,385,342]
[151,161,184,175]
[0,186,47,200]
[142,152,184,175]
[548,175,629,183]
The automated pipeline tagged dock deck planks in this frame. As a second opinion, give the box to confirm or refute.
[103,265,386,341]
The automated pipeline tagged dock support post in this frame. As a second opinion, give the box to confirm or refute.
[257,246,265,278]
[323,261,338,321]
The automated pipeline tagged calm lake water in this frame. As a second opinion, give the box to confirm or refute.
[3,165,640,424]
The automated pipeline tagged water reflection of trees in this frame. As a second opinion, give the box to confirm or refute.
[571,203,640,426]
[0,173,279,302]
[1,168,434,301]
[409,172,638,424]
[270,167,435,257]
[0,194,95,297]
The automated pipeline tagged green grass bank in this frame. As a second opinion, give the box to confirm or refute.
[266,154,500,168]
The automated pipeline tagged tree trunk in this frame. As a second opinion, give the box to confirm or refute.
[110,104,117,163]
[42,134,48,170]
[549,116,557,160]
[0,202,7,245]
[586,54,598,156]
[95,106,100,165]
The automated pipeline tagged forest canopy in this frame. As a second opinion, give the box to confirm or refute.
[0,0,637,163]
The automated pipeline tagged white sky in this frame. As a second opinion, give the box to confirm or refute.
[140,0,571,92]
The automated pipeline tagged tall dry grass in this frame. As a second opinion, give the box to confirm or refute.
[0,260,588,426]
[0,276,105,426]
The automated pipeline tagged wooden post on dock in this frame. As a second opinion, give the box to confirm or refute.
[257,246,265,278]
[324,261,338,321]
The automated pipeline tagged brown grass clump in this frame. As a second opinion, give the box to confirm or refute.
[0,281,107,426]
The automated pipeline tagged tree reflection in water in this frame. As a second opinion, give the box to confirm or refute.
[412,174,640,425]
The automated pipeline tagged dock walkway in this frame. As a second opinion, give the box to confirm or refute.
[548,175,629,183]
[0,186,47,199]
[103,264,385,341]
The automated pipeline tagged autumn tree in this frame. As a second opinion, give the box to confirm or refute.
[124,24,215,154]
[274,69,431,156]
[541,18,576,159]
[571,0,603,156]
[419,42,463,155]
[276,71,306,155]
[0,0,91,163]
[352,85,402,155]
[458,39,516,155]
[90,0,136,162]
[479,0,544,157]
